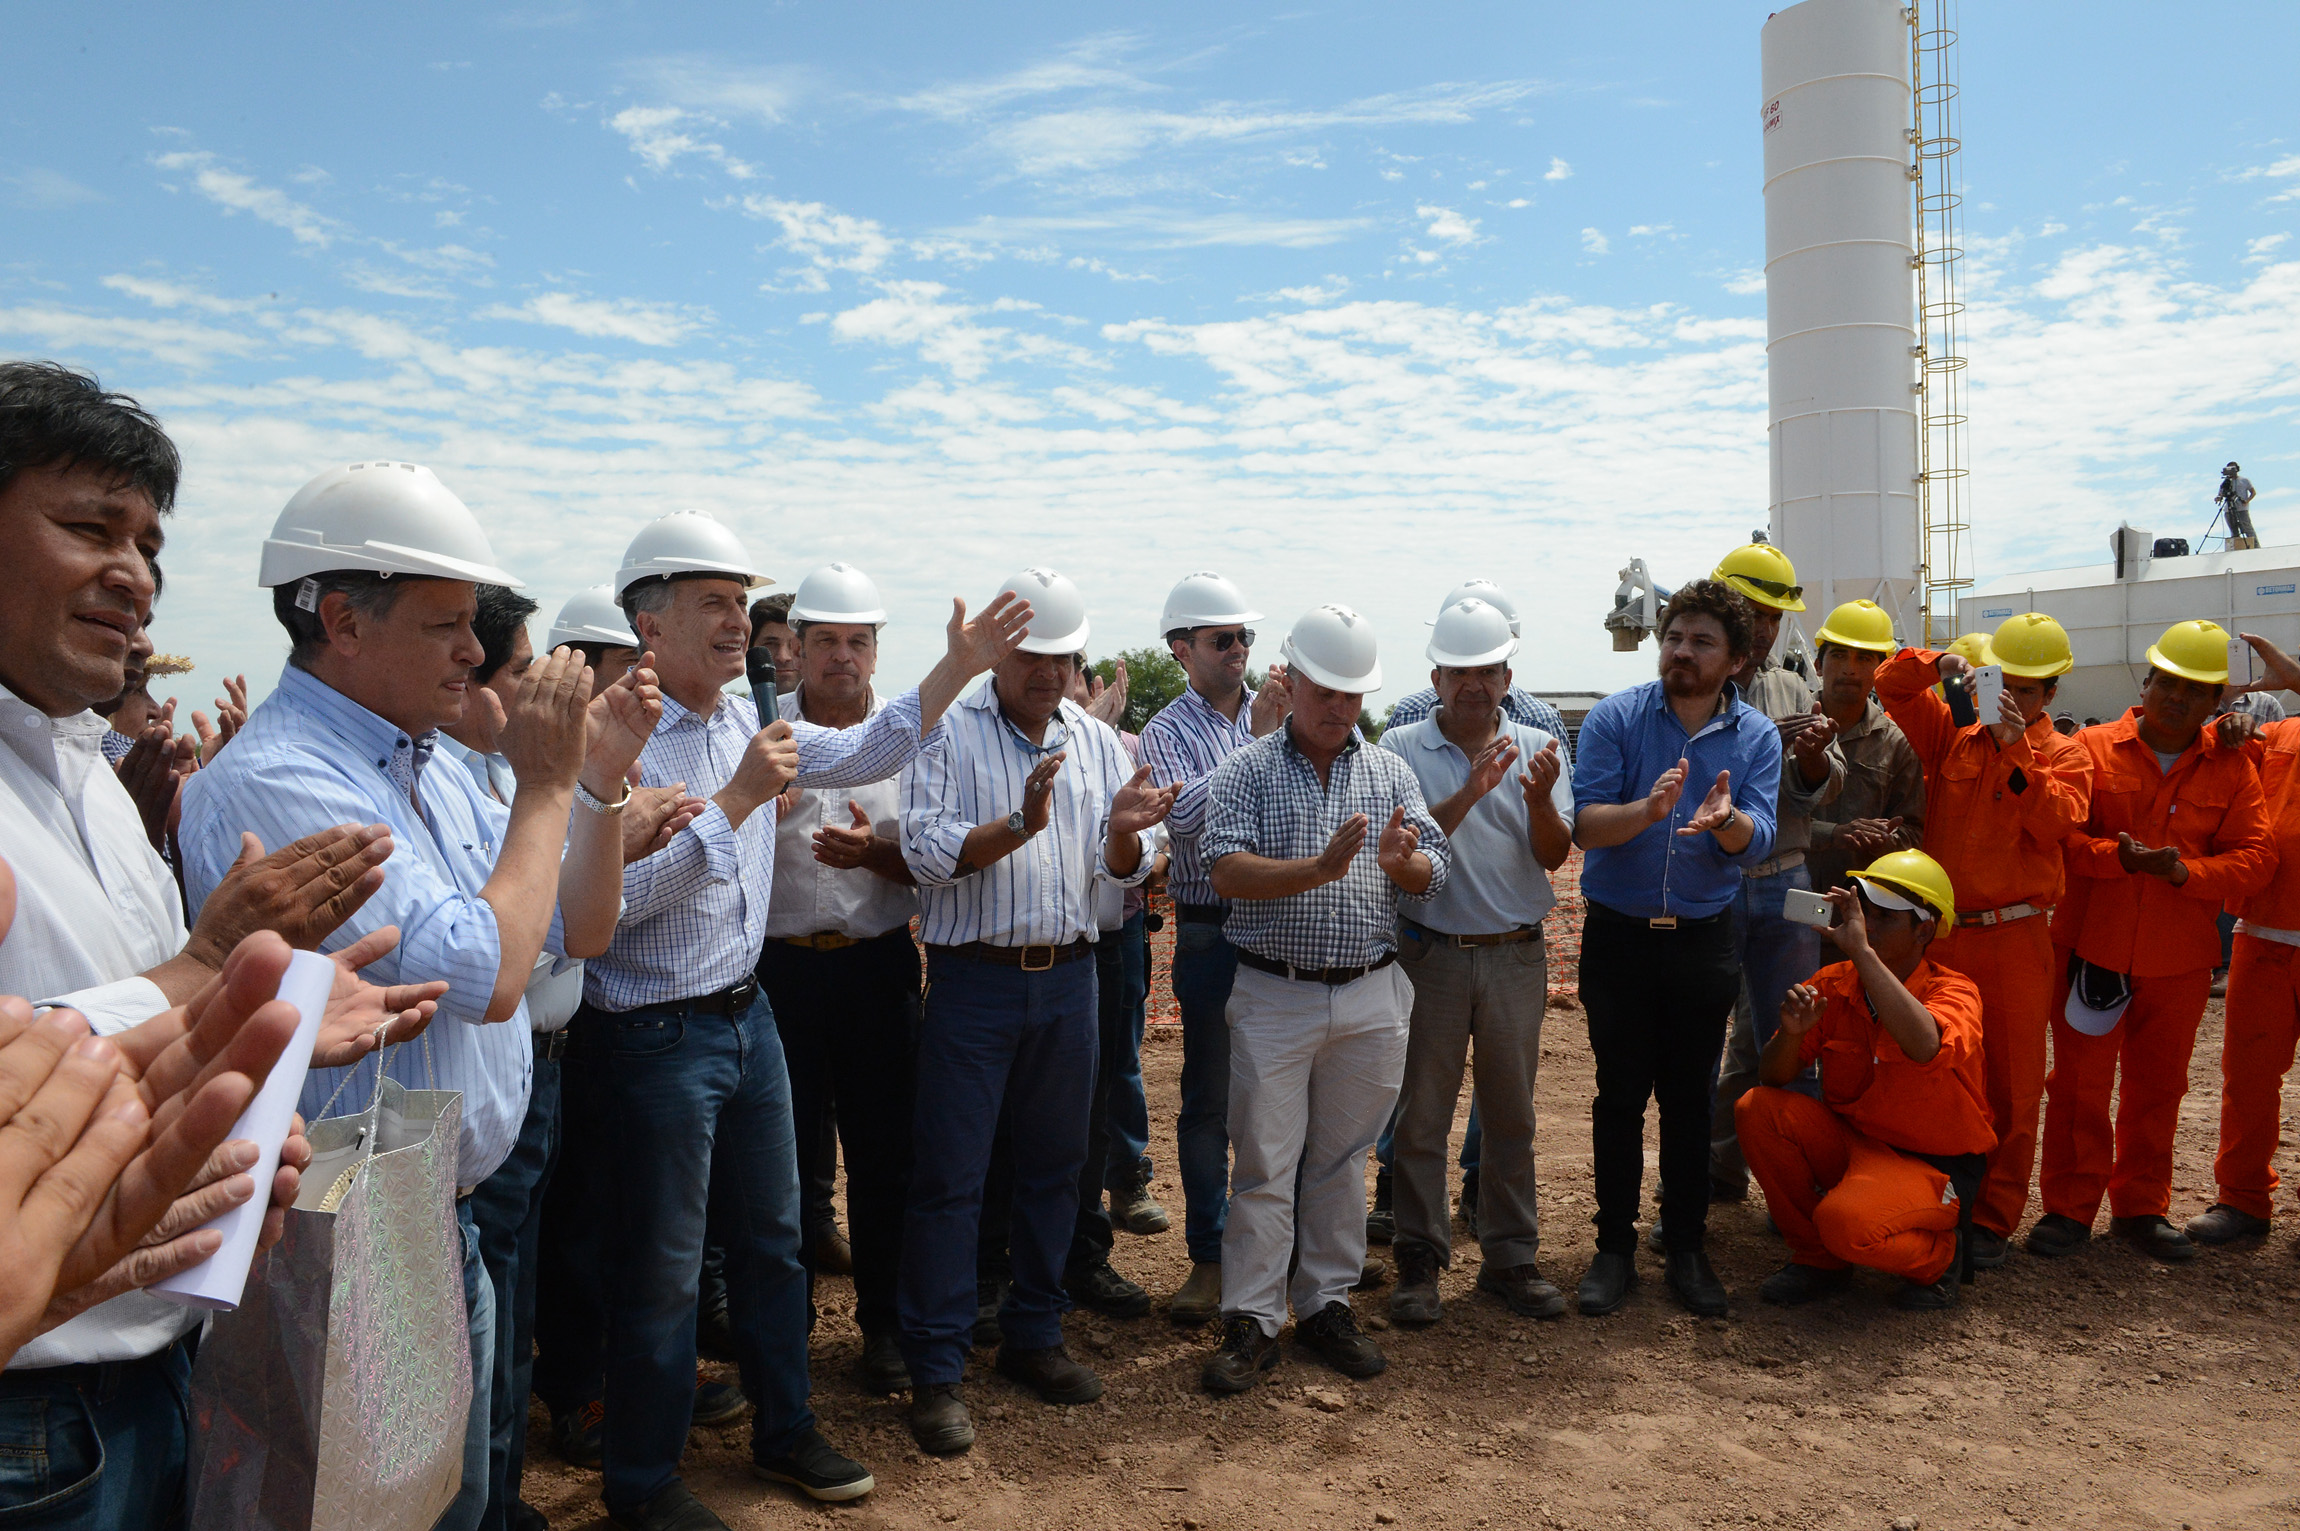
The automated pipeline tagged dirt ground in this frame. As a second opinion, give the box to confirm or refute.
[525,979,2300,1531]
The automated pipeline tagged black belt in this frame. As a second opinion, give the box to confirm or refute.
[1236,949,1397,986]
[1584,899,1731,932]
[678,977,761,1016]
[928,938,1093,971]
[535,1029,571,1061]
[1176,902,1227,925]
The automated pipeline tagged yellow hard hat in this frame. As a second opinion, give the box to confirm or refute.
[1815,599,1896,654]
[1712,542,1805,612]
[1989,612,2074,679]
[1851,849,1956,927]
[2145,619,2232,685]
[1932,631,1994,697]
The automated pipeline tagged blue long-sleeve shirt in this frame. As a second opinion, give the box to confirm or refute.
[1572,678,1781,920]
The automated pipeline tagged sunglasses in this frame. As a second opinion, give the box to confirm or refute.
[1196,628,1256,653]
[1736,575,1804,603]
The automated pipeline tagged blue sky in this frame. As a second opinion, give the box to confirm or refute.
[5,2,2296,703]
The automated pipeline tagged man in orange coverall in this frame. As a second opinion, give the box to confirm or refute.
[1873,613,2093,1269]
[2032,620,2274,1263]
[1738,849,1995,1311]
[2186,632,2300,1246]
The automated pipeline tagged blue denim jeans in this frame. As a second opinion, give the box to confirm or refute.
[1101,913,1152,1184]
[590,992,812,1513]
[468,1049,561,1530]
[1171,918,1238,1265]
[0,1334,193,1527]
[437,1196,497,1531]
[899,952,1097,1386]
[1709,864,1825,1187]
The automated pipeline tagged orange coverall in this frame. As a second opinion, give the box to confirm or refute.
[1874,647,2094,1236]
[1735,958,1995,1283]
[2214,718,2300,1219]
[2043,708,2274,1225]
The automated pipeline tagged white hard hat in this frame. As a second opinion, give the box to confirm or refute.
[547,584,640,650]
[259,462,522,588]
[1283,604,1383,693]
[1426,597,1519,668]
[1158,571,1264,639]
[612,510,770,598]
[789,562,887,625]
[997,567,1090,655]
[1428,579,1520,637]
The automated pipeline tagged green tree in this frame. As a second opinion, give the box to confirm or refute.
[1093,645,1187,735]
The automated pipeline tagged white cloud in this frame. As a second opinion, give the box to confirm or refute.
[891,33,1154,120]
[932,210,1372,250]
[626,57,806,124]
[152,150,345,248]
[2235,153,2300,202]
[1418,204,1483,247]
[480,292,708,346]
[741,196,897,289]
[1506,197,1530,209]
[829,279,1095,379]
[2,167,105,208]
[1544,157,1573,181]
[1580,227,1609,255]
[102,275,264,315]
[2247,233,2291,264]
[606,106,757,180]
[1722,269,1766,296]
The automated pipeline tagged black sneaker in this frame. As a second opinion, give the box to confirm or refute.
[752,1425,875,1502]
[1066,1258,1153,1319]
[1968,1227,2010,1270]
[858,1331,910,1394]
[552,1397,604,1469]
[908,1383,974,1455]
[2111,1214,2198,1264]
[1201,1315,1281,1395]
[1367,1169,1395,1246]
[692,1375,749,1426]
[1893,1266,1960,1311]
[1389,1240,1443,1326]
[994,1342,1104,1404]
[608,1481,729,1531]
[2025,1213,2092,1258]
[1758,1261,1851,1306]
[2185,1203,2271,1244]
[1296,1301,1387,1379]
[971,1278,1008,1347]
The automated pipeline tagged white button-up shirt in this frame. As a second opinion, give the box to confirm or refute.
[0,683,201,1370]
[764,687,919,942]
[586,685,930,1011]
[901,682,1153,948]
[1381,716,1574,935]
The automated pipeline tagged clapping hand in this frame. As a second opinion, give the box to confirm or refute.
[2115,831,2187,885]
[1676,770,1737,838]
[1375,806,1422,882]
[584,651,662,786]
[1643,757,1689,825]
[1019,754,1064,837]
[192,675,249,765]
[499,648,595,791]
[1786,711,1836,776]
[1085,660,1130,728]
[1519,739,1562,807]
[813,802,877,870]
[1108,764,1177,836]
[1315,814,1369,884]
[625,782,705,863]
[1835,816,1904,858]
[1249,664,1291,736]
[947,591,1035,678]
[1464,736,1520,803]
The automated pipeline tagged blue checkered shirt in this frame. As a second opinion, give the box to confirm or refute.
[1386,685,1573,773]
[901,682,1153,947]
[1137,683,1261,909]
[1200,725,1450,969]
[584,685,929,1011]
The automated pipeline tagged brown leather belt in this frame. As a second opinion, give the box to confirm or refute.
[1236,950,1398,986]
[1403,919,1542,949]
[928,938,1093,971]
[782,931,861,951]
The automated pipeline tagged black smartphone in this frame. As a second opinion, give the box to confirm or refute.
[1943,673,1978,727]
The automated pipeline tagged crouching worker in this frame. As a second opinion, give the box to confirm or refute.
[1737,851,1996,1311]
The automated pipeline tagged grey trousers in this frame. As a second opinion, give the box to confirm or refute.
[1220,961,1412,1336]
[1392,928,1546,1268]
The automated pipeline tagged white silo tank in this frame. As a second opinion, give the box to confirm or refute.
[1761,0,1922,643]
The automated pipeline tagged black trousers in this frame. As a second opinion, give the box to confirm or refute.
[532,1011,608,1415]
[758,929,921,1338]
[1578,900,1740,1256]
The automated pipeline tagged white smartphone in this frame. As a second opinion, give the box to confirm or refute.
[1783,888,1838,929]
[1969,663,2005,723]
[2228,636,2258,687]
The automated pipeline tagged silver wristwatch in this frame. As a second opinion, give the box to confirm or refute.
[1007,809,1029,837]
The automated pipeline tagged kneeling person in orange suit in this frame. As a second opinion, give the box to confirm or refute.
[1737,851,1997,1311]
[2033,620,2275,1264]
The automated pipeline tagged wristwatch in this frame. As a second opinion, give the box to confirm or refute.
[1007,809,1030,838]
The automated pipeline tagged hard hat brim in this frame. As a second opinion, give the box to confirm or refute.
[1718,574,1805,613]
[259,536,524,590]
[1853,874,1949,925]
[1283,644,1382,695]
[1163,607,1265,633]
[2145,645,2227,686]
[548,621,641,648]
[1814,628,1897,654]
[788,604,889,625]
[1995,656,2073,679]
[1017,619,1091,656]
[2063,986,2131,1037]
[1425,638,1519,669]
[612,561,771,598]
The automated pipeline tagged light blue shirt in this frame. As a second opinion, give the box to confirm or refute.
[179,666,557,1188]
[900,682,1153,948]
[1571,678,1781,921]
[1381,716,1573,935]
[434,733,588,1035]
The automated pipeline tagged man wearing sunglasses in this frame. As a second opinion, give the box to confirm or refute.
[1137,572,1291,1326]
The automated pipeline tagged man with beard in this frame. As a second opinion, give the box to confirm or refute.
[1569,580,1781,1319]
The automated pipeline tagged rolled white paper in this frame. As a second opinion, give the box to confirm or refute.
[151,948,334,1311]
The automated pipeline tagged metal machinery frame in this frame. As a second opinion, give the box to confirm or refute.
[1910,0,1971,645]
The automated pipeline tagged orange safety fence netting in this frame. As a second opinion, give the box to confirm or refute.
[1142,848,1586,1025]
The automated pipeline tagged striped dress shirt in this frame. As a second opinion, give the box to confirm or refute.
[585,685,929,1010]
[1200,725,1450,970]
[1385,685,1574,773]
[1137,683,1260,909]
[901,681,1153,947]
[179,666,557,1190]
